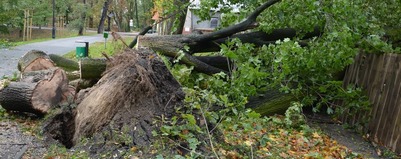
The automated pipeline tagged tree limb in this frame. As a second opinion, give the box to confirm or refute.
[192,0,281,43]
[128,25,153,48]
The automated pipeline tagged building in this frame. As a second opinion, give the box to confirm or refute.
[182,0,221,34]
[153,0,240,35]
[183,0,240,34]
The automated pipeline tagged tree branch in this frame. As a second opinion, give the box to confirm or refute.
[188,27,322,54]
[192,0,281,43]
[128,25,152,48]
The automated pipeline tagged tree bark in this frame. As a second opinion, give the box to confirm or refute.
[48,54,79,71]
[246,89,296,116]
[97,0,112,34]
[138,27,322,55]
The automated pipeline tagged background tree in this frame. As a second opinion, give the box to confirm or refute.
[97,0,112,33]
[69,0,89,35]
[0,0,22,33]
[152,0,189,35]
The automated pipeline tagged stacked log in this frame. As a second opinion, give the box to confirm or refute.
[0,50,75,115]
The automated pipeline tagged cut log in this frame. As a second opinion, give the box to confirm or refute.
[18,50,55,72]
[49,54,107,80]
[48,54,79,72]
[78,58,107,79]
[0,68,72,115]
[246,89,296,116]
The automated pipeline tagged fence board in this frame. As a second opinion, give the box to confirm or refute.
[342,53,401,153]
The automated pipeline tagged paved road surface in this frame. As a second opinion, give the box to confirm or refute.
[0,34,105,77]
[0,34,107,158]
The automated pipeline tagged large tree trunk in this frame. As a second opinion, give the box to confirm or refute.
[19,52,107,81]
[0,68,73,115]
[51,53,230,77]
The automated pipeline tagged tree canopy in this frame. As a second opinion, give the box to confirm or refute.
[179,0,401,113]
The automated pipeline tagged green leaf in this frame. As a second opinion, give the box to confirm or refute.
[182,114,196,126]
[187,138,200,150]
[247,111,261,119]
[225,51,239,59]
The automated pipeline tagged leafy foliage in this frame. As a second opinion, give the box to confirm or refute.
[149,1,401,157]
[151,37,370,157]
[0,39,15,48]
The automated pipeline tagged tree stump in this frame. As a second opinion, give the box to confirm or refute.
[73,48,185,145]
[43,48,185,152]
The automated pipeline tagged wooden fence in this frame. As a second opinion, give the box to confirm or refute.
[342,53,401,153]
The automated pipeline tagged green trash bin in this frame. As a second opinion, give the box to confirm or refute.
[76,46,87,58]
[75,41,89,58]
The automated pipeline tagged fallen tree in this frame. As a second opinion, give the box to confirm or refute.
[2,0,300,156]
[40,0,296,150]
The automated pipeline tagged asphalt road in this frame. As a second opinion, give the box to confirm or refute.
[0,34,105,77]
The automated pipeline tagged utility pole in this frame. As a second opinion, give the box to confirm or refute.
[52,0,56,39]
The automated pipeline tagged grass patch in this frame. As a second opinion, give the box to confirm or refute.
[0,28,96,47]
[63,37,131,60]
[13,30,97,46]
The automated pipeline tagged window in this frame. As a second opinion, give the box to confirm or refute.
[210,17,218,28]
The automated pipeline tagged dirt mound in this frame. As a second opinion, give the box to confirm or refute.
[43,48,184,156]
